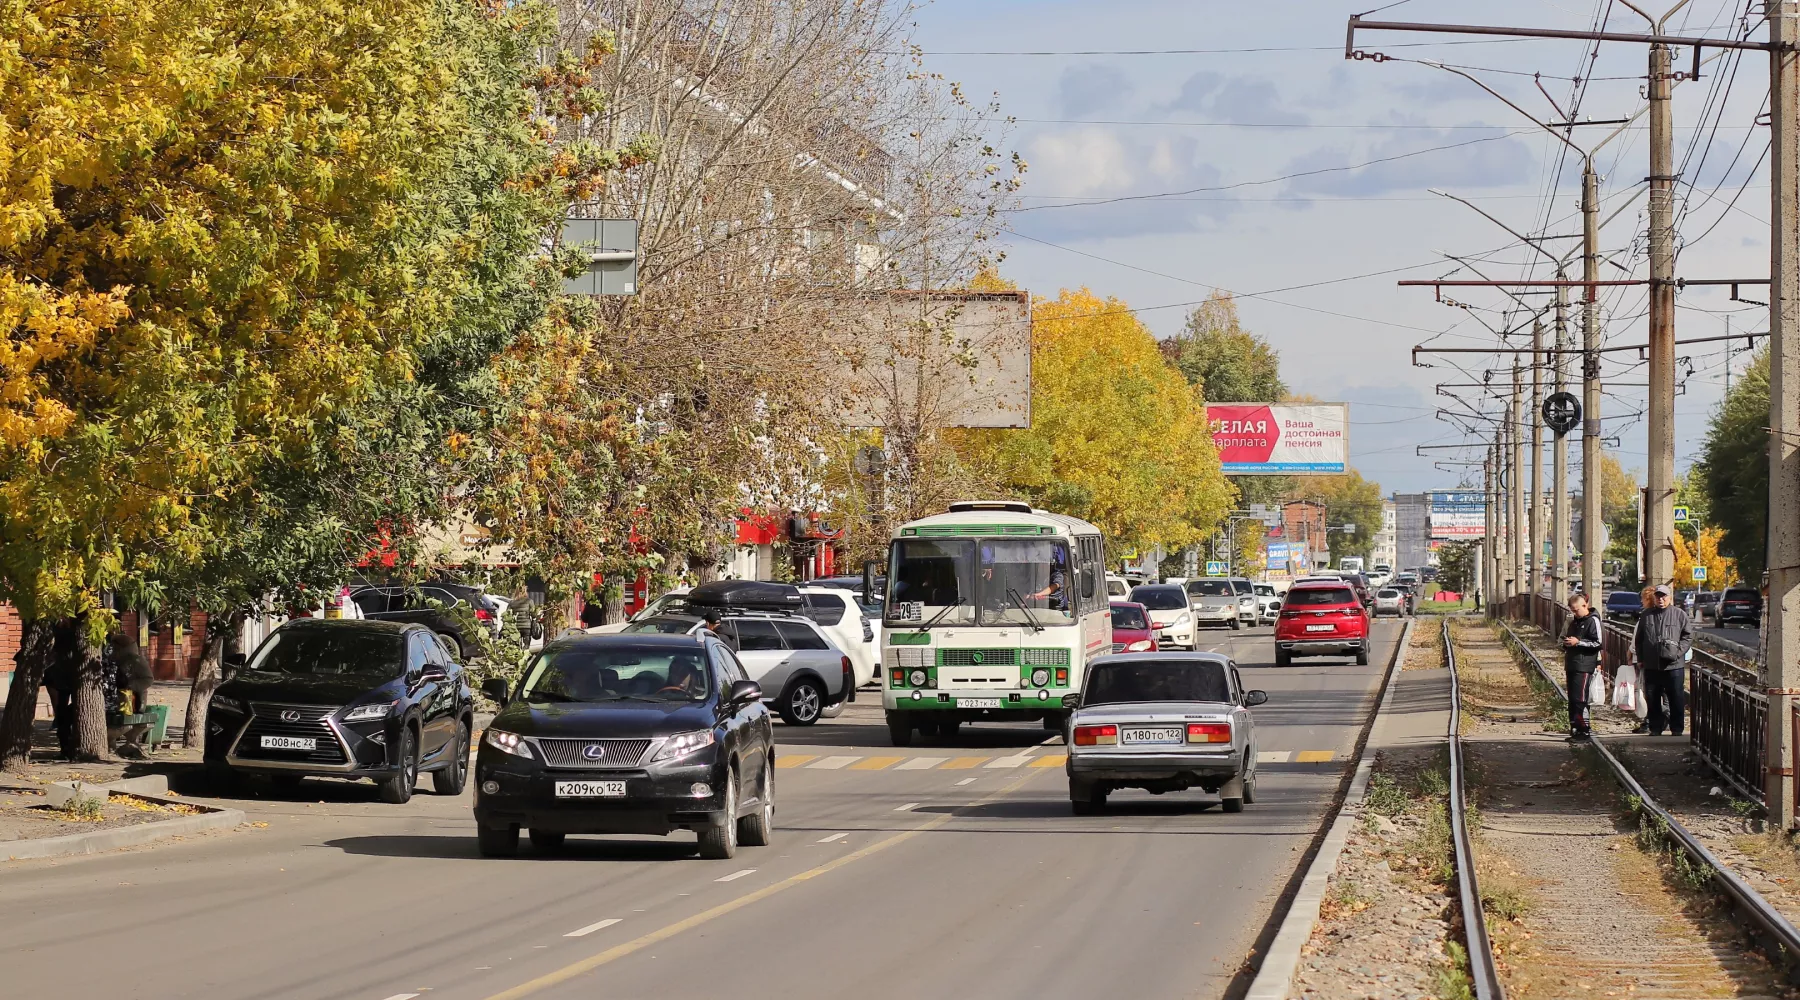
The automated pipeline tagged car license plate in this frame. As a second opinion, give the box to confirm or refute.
[260,735,316,750]
[1306,624,1334,633]
[960,697,1001,709]
[1120,726,1183,745]
[554,780,627,798]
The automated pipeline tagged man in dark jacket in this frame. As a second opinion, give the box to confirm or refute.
[1560,592,1604,741]
[1633,583,1693,736]
[43,621,82,759]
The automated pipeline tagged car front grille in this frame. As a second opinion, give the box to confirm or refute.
[1021,648,1069,666]
[1111,643,1125,653]
[236,703,348,764]
[939,648,1017,667]
[533,738,653,770]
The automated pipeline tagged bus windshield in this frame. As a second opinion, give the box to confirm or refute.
[886,537,1074,628]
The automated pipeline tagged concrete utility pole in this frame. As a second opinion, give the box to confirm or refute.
[1645,40,1678,589]
[1530,320,1545,598]
[1766,0,1799,826]
[1511,366,1526,600]
[1484,446,1497,609]
[1553,284,1571,603]
[1582,163,1604,602]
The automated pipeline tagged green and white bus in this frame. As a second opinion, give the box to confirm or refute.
[881,501,1111,746]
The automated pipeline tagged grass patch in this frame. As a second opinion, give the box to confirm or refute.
[1625,793,1718,892]
[1433,940,1476,1000]
[1366,772,1411,817]
[53,792,104,822]
[1420,598,1476,615]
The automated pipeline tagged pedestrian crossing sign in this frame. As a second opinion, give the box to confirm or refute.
[1674,505,1691,523]
[1692,565,1707,581]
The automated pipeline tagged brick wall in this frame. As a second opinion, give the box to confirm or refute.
[121,608,210,681]
[0,602,19,691]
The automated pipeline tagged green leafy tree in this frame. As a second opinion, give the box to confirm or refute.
[1163,292,1288,403]
[1304,469,1385,563]
[1697,349,1769,583]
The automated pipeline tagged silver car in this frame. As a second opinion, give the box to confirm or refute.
[1373,588,1407,618]
[1065,654,1266,814]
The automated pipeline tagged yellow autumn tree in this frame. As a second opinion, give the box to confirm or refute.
[1674,526,1738,589]
[951,288,1235,556]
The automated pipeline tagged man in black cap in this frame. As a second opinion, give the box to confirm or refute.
[1633,583,1693,736]
[701,608,738,652]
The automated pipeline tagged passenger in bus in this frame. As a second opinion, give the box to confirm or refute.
[1028,546,1069,611]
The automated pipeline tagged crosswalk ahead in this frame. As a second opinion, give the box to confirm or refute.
[774,749,1343,771]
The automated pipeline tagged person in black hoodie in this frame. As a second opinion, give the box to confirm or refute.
[1560,592,1604,742]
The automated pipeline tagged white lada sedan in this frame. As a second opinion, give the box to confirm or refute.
[1065,654,1265,815]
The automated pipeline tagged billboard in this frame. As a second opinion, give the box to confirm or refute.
[1429,490,1486,539]
[1206,403,1349,475]
[835,290,1032,429]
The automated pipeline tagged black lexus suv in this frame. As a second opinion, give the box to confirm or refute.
[473,633,775,859]
[204,619,474,803]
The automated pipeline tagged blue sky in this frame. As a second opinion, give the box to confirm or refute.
[908,0,1771,497]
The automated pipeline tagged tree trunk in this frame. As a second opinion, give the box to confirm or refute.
[0,622,56,771]
[73,623,108,762]
[602,581,625,624]
[183,624,230,750]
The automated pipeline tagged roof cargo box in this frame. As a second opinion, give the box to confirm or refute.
[685,580,803,612]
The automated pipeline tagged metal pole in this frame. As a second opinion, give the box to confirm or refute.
[1582,162,1604,602]
[1485,447,1497,609]
[1511,365,1526,600]
[1553,283,1571,604]
[1646,41,1677,589]
[1530,320,1545,598]
[1766,0,1799,827]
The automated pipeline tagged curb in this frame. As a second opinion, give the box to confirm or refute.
[1,796,246,864]
[1245,616,1417,1000]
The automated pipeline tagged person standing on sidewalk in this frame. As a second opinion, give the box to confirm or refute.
[42,621,81,759]
[1560,592,1604,742]
[1632,583,1693,736]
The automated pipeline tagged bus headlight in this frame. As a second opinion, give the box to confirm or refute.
[908,668,928,687]
[1030,668,1050,687]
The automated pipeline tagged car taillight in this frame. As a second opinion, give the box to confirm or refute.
[842,656,853,684]
[1187,723,1231,744]
[1055,667,1068,685]
[891,669,904,685]
[1074,724,1118,746]
[474,608,492,620]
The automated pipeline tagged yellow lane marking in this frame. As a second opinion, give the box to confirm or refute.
[775,755,817,769]
[849,756,904,770]
[480,767,1048,1000]
[1295,750,1336,763]
[1030,754,1067,768]
[940,756,989,770]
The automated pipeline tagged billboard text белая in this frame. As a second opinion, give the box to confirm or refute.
[1206,403,1348,475]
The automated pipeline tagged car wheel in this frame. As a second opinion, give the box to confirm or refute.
[529,829,566,852]
[1243,772,1257,805]
[886,712,914,747]
[433,720,470,796]
[436,632,464,660]
[737,757,774,847]
[1069,779,1107,815]
[478,824,519,857]
[1230,617,1242,631]
[1356,646,1370,666]
[1275,649,1292,667]
[697,765,739,860]
[779,678,824,726]
[379,725,418,804]
[1221,794,1245,813]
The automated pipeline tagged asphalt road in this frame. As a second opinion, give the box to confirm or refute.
[0,621,1404,1000]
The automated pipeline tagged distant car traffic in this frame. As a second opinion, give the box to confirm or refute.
[1604,590,1643,622]
[1274,581,1369,666]
[1373,588,1407,618]
[473,633,775,859]
[1109,601,1159,653]
[350,581,502,659]
[1713,587,1763,627]
[1693,590,1720,621]
[205,619,473,803]
[1106,575,1130,598]
[1182,579,1241,632]
[1253,583,1281,625]
[1066,653,1265,814]
[1131,584,1196,648]
[1227,577,1258,624]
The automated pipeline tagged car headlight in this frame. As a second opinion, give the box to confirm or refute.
[1176,613,1190,627]
[342,701,396,723]
[652,730,717,763]
[908,668,928,687]
[483,728,533,760]
[1030,667,1050,687]
[1126,639,1153,651]
[210,695,245,715]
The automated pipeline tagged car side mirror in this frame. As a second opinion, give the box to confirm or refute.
[481,678,510,703]
[728,679,763,706]
[1244,690,1268,707]
[419,664,448,684]
[223,652,247,670]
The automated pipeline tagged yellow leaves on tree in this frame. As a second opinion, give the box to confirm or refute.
[952,288,1234,556]
[1673,526,1737,590]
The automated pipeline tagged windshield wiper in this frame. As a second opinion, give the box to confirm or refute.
[1007,588,1046,633]
[913,599,967,632]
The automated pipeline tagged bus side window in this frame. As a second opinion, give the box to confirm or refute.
[1079,538,1096,604]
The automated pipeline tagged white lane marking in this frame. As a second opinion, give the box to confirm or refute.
[715,869,757,882]
[1258,750,1293,763]
[896,756,947,770]
[895,802,920,812]
[564,918,621,938]
[985,754,1032,769]
[379,995,421,1000]
[817,832,848,843]
[955,777,977,786]
[1037,734,1063,746]
[806,755,860,770]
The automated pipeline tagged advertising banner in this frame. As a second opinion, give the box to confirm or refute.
[1266,542,1290,571]
[1206,403,1349,475]
[1429,490,1486,539]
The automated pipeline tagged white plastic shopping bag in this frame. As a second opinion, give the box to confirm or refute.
[1588,670,1607,707]
[1612,663,1639,711]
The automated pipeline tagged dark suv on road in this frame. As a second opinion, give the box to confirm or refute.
[205,619,473,803]
[1714,587,1763,627]
[474,633,776,860]
[351,581,501,658]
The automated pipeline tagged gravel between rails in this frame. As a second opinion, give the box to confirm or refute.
[1456,619,1793,1000]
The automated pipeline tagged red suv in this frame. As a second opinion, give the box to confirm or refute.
[1108,601,1158,654]
[1274,581,1369,666]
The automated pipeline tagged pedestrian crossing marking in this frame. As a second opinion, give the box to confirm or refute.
[807,755,860,770]
[776,755,818,769]
[849,756,905,770]
[1257,751,1291,763]
[896,756,947,770]
[1030,754,1067,768]
[941,756,988,769]
[985,754,1032,769]
[768,750,1338,770]
[1295,750,1337,763]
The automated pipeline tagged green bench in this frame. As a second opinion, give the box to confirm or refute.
[117,703,170,751]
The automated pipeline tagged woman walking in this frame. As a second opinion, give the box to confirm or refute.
[1561,592,1604,742]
